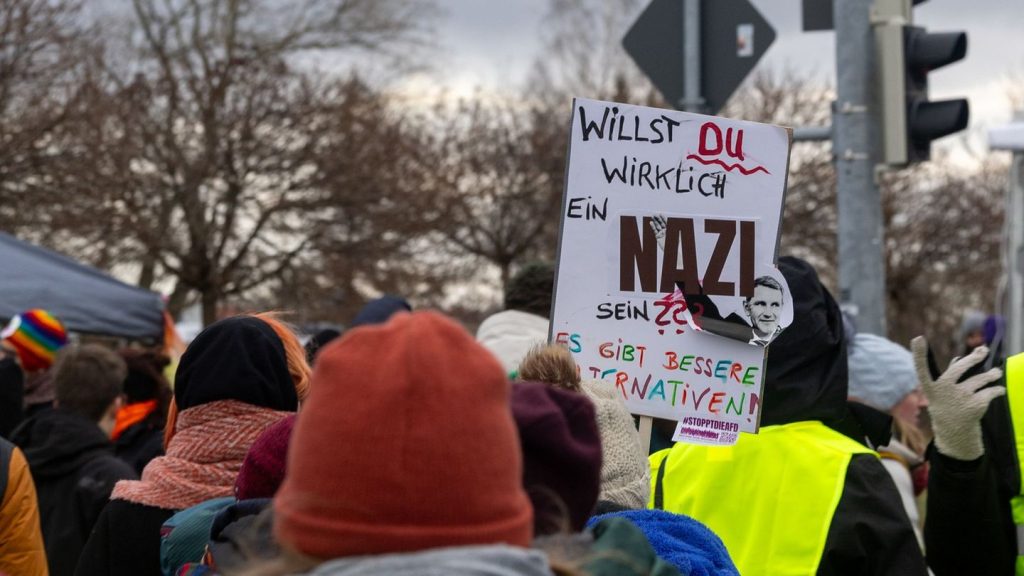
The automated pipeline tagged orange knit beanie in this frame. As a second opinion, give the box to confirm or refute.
[273,311,533,559]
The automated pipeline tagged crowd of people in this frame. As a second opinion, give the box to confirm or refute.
[0,257,1019,575]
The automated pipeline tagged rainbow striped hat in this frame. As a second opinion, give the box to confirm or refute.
[1,309,68,372]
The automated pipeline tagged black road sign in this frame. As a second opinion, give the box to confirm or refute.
[623,0,777,113]
[802,0,833,31]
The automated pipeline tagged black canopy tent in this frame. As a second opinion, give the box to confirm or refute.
[0,232,165,341]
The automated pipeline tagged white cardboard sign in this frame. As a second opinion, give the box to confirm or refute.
[550,98,792,444]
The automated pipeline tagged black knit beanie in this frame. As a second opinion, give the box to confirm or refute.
[504,262,555,318]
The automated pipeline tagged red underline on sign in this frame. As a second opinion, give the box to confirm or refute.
[685,155,770,175]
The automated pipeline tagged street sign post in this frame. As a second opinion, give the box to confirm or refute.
[623,0,776,114]
[802,0,834,31]
[990,118,1024,356]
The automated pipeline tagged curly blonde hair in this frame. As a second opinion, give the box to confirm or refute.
[518,344,582,392]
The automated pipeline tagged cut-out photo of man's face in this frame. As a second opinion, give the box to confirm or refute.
[743,277,784,341]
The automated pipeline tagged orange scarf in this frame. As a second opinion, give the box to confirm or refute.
[111,400,159,441]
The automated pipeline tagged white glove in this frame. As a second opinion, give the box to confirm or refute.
[911,336,1005,461]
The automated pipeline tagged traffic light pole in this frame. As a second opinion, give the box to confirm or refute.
[992,113,1024,355]
[681,0,703,113]
[1009,148,1024,355]
[833,0,888,335]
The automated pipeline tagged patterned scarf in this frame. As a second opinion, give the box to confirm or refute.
[112,399,292,510]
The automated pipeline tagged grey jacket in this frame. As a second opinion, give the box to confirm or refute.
[303,545,554,576]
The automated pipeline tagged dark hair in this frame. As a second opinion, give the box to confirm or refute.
[748,275,784,301]
[304,328,341,364]
[120,348,172,427]
[504,262,555,318]
[54,344,127,422]
[120,349,171,403]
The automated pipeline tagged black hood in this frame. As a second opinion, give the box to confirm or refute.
[10,409,113,480]
[761,257,848,426]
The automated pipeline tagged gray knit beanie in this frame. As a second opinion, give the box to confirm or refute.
[847,333,918,411]
[580,379,649,509]
[959,310,987,341]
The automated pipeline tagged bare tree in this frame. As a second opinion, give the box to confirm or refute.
[45,0,435,324]
[882,156,1006,358]
[424,99,563,291]
[274,79,446,323]
[529,0,658,107]
[0,0,89,231]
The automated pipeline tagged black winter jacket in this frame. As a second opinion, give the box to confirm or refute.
[0,357,24,438]
[924,372,1017,576]
[113,411,165,476]
[10,409,137,576]
[74,499,173,576]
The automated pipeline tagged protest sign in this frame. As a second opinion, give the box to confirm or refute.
[550,98,792,444]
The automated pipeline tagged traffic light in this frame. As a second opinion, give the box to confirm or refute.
[877,2,968,165]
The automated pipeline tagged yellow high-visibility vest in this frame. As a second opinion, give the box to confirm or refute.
[650,421,875,576]
[1004,353,1024,575]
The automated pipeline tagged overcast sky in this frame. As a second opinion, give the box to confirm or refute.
[428,0,1024,137]
[89,0,1024,141]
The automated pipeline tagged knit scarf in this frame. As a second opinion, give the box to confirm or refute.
[112,399,291,510]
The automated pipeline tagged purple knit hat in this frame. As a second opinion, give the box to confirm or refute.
[511,381,602,535]
[235,414,296,500]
